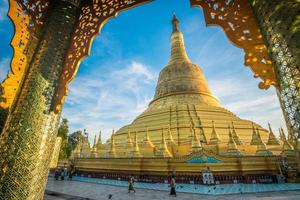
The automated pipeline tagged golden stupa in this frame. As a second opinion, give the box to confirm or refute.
[68,16,299,181]
[106,15,271,157]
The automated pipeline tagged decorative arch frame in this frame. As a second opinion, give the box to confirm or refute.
[0,0,298,199]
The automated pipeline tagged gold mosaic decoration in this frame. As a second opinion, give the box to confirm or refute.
[190,0,277,89]
[52,0,152,113]
[0,0,50,109]
[250,0,300,138]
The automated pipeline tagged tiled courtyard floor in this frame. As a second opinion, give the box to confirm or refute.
[45,177,300,200]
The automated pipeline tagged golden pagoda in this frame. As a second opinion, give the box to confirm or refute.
[69,16,298,181]
[107,15,270,156]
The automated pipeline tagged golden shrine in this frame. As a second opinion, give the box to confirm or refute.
[69,16,299,182]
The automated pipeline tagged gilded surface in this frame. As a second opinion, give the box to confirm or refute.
[72,16,286,161]
[50,137,63,168]
[0,0,50,109]
[190,0,276,89]
[68,12,297,178]
[250,0,300,139]
[109,16,274,158]
[72,151,298,176]
[0,1,78,199]
[52,0,152,113]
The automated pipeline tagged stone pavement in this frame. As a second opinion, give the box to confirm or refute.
[45,177,300,200]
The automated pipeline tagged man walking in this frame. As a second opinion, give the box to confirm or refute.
[169,175,176,197]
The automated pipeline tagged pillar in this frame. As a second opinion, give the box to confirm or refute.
[0,0,81,199]
[249,0,300,139]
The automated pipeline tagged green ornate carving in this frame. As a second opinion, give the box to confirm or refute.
[250,0,300,140]
[0,1,79,199]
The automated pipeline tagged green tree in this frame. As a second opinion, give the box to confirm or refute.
[69,130,83,150]
[58,118,72,159]
[0,86,8,134]
[0,107,8,134]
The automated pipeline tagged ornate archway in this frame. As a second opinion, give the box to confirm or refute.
[0,0,299,199]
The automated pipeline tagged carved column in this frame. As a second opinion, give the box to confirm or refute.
[0,0,80,199]
[250,0,300,139]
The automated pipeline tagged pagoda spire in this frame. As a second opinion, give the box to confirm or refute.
[131,132,142,158]
[209,121,221,145]
[286,127,296,146]
[96,131,103,156]
[169,15,191,64]
[280,128,294,156]
[97,131,102,145]
[172,14,179,32]
[97,131,103,150]
[141,127,155,157]
[151,15,221,108]
[81,130,91,158]
[127,128,133,148]
[156,128,172,158]
[166,125,176,145]
[250,123,259,145]
[91,134,98,158]
[189,122,194,141]
[266,123,280,145]
[190,124,202,152]
[108,129,116,158]
[143,127,154,148]
[255,128,272,156]
[227,125,241,155]
[198,119,207,144]
[231,121,242,145]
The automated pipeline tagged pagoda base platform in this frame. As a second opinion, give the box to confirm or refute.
[57,151,300,184]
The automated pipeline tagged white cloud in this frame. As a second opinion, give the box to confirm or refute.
[209,76,287,136]
[113,61,154,81]
[61,10,287,144]
[0,57,10,82]
[62,60,156,143]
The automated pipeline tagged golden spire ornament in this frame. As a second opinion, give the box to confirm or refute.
[250,123,259,145]
[91,134,98,158]
[142,127,154,148]
[126,128,133,153]
[209,121,221,145]
[255,128,272,156]
[166,125,176,145]
[227,125,241,156]
[156,128,172,158]
[130,132,142,158]
[97,131,104,152]
[108,130,116,158]
[169,14,191,64]
[231,121,242,145]
[266,123,280,145]
[280,128,295,156]
[190,124,202,153]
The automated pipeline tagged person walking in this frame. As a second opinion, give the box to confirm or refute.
[128,177,136,193]
[169,175,176,197]
[54,168,60,180]
[60,168,65,181]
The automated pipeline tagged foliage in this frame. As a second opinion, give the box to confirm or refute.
[58,118,72,159]
[0,87,8,133]
[0,107,8,134]
[69,130,83,150]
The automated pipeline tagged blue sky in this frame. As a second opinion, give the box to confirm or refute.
[0,0,286,142]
